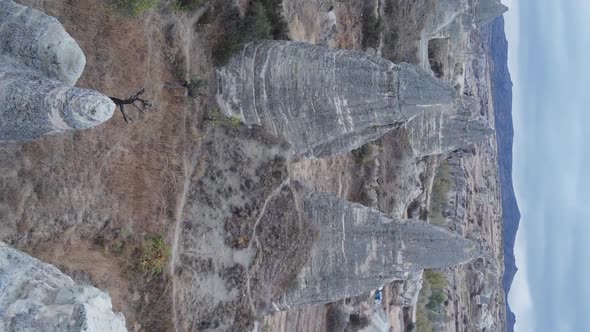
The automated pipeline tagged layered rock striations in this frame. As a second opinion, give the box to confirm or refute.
[0,242,126,332]
[405,100,494,157]
[216,40,457,158]
[173,125,484,328]
[272,190,483,309]
[0,0,114,141]
[426,0,508,38]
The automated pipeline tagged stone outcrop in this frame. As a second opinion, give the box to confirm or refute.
[426,0,508,38]
[172,125,483,328]
[216,40,457,158]
[0,242,126,332]
[0,0,114,141]
[272,190,483,309]
[405,100,494,158]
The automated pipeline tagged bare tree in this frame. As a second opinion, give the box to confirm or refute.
[109,88,152,123]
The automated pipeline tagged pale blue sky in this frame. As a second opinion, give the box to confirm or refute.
[505,0,590,330]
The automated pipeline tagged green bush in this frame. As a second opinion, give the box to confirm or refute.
[208,107,241,128]
[109,0,160,16]
[426,289,447,312]
[187,76,207,97]
[415,306,433,332]
[352,143,379,164]
[424,270,448,290]
[212,0,289,65]
[416,269,450,330]
[140,235,170,275]
[428,161,453,226]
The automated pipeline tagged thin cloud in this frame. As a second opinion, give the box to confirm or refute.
[508,0,590,331]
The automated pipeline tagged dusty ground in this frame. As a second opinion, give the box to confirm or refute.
[2,1,214,330]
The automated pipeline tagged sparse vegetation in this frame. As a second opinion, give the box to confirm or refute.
[428,161,453,226]
[186,76,207,98]
[207,107,242,128]
[352,143,379,164]
[109,0,160,16]
[212,0,289,65]
[140,235,170,276]
[361,5,383,49]
[424,269,448,289]
[416,270,450,332]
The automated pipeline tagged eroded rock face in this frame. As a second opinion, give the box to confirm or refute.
[172,125,483,327]
[0,0,85,85]
[0,59,115,141]
[272,191,483,309]
[216,40,456,158]
[0,242,126,332]
[0,0,114,141]
[405,101,494,158]
[426,0,508,38]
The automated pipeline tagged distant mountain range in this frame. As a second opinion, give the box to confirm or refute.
[487,16,520,332]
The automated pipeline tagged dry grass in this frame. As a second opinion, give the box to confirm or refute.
[380,0,437,63]
[140,235,171,275]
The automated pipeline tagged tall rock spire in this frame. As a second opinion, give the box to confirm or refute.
[216,40,456,158]
[405,99,494,157]
[271,190,483,310]
[0,0,114,141]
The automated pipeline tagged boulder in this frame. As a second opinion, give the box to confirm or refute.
[0,0,114,141]
[0,59,115,141]
[0,0,85,85]
[0,242,126,332]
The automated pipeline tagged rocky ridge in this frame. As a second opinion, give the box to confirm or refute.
[216,40,491,158]
[172,123,484,330]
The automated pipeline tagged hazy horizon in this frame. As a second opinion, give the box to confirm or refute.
[505,0,590,330]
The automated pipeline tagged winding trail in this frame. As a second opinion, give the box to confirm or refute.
[244,178,291,313]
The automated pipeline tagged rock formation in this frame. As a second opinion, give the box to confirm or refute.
[0,242,126,332]
[426,0,508,38]
[272,190,483,309]
[172,125,483,329]
[405,99,494,157]
[216,40,457,158]
[0,0,114,141]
